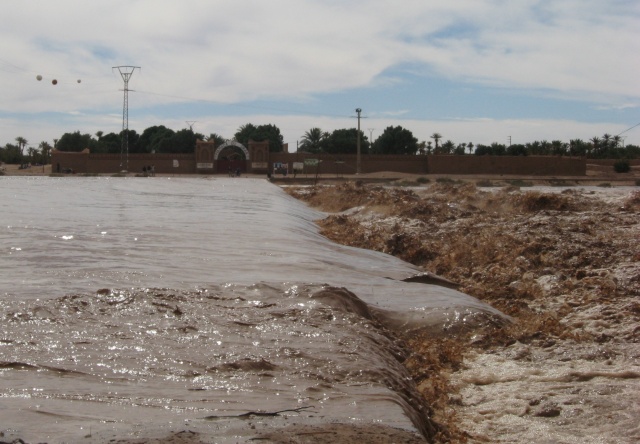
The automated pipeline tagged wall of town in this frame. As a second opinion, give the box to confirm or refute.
[86,153,196,174]
[427,155,586,176]
[270,153,586,176]
[269,153,427,175]
[52,149,587,176]
[51,149,90,173]
[52,150,196,174]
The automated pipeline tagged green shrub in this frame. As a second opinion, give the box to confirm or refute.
[613,160,630,173]
[416,177,430,184]
[476,179,497,187]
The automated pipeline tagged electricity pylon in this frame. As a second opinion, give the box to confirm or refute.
[113,66,140,171]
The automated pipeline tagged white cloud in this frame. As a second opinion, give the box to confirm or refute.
[1,1,638,147]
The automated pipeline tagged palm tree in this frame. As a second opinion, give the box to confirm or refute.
[39,141,52,164]
[430,133,442,153]
[207,133,226,147]
[27,146,37,163]
[612,135,622,148]
[589,136,600,157]
[426,141,433,155]
[551,140,567,156]
[540,140,551,155]
[527,141,541,155]
[95,131,104,141]
[15,136,28,158]
[299,127,324,153]
[467,142,474,154]
[441,140,455,154]
[569,139,588,157]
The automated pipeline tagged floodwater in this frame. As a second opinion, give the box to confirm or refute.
[0,177,503,442]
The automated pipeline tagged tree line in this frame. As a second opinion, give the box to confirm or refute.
[2,123,638,165]
[299,127,639,159]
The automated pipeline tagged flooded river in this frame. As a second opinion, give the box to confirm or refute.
[0,177,503,442]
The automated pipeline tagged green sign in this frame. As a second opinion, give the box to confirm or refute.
[304,158,319,166]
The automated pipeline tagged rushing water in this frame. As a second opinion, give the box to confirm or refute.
[0,177,504,442]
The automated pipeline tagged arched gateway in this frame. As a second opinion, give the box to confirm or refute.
[195,139,270,175]
[214,140,250,160]
[214,140,250,174]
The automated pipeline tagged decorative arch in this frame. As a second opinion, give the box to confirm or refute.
[214,140,250,161]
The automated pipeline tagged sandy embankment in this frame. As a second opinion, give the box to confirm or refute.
[286,178,639,443]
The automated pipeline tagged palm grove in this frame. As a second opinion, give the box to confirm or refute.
[2,122,639,166]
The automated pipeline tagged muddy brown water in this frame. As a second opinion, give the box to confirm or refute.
[0,177,504,442]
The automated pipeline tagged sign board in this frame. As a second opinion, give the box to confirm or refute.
[173,159,180,168]
[304,158,319,166]
[252,162,268,169]
[273,162,288,175]
[292,162,304,171]
[197,163,213,169]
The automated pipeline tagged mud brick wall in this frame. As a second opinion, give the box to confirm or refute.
[271,153,585,176]
[269,153,427,175]
[87,153,195,174]
[51,149,89,173]
[51,151,196,174]
[53,149,586,176]
[427,155,586,176]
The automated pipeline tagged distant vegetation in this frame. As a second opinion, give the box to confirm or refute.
[1,122,639,165]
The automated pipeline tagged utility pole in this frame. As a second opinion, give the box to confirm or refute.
[113,65,140,171]
[355,108,362,174]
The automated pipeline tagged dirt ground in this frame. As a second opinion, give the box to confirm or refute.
[285,174,640,443]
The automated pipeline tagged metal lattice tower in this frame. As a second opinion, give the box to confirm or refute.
[113,66,140,170]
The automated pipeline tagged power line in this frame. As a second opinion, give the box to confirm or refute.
[617,121,640,136]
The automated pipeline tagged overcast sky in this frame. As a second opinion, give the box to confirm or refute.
[1,0,639,151]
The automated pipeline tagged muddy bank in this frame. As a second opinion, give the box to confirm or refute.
[286,181,640,443]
